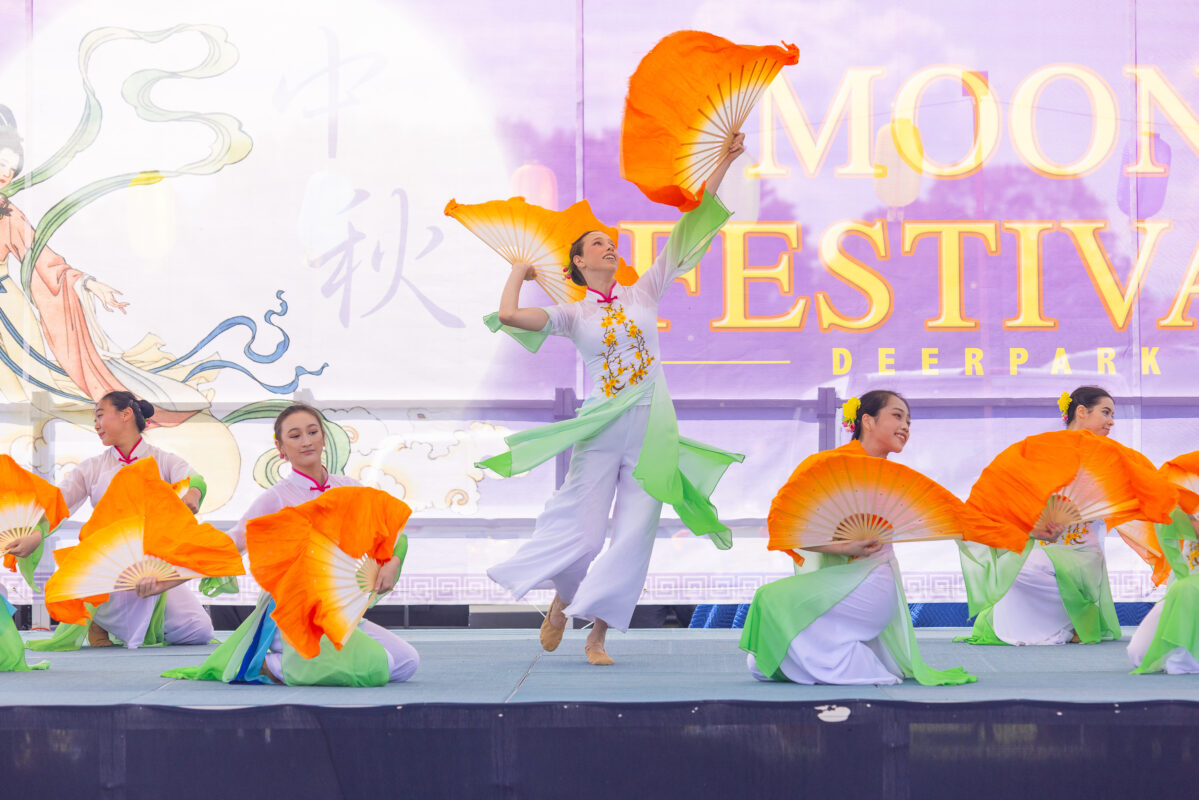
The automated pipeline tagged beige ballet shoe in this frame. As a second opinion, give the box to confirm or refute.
[585,641,614,666]
[87,621,113,648]
[539,596,567,652]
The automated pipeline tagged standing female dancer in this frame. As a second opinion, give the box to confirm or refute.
[7,391,212,650]
[165,404,417,685]
[483,135,746,665]
[958,386,1122,646]
[741,390,1026,685]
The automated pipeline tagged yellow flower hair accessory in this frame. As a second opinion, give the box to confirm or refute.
[841,396,861,433]
[1057,391,1072,421]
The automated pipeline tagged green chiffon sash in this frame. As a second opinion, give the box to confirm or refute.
[1132,507,1198,673]
[955,537,1119,645]
[478,379,743,547]
[0,598,48,671]
[26,593,170,651]
[739,555,976,686]
[1133,574,1199,674]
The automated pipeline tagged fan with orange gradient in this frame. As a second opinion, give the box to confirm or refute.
[42,458,244,625]
[966,430,1180,540]
[445,197,637,303]
[766,452,1019,567]
[245,486,412,659]
[0,455,69,584]
[1158,451,1199,512]
[1112,451,1199,584]
[621,30,799,210]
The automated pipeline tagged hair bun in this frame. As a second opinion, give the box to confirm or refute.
[137,399,156,420]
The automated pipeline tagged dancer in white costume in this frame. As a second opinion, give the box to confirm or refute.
[485,134,745,665]
[208,404,417,684]
[8,391,212,649]
[743,391,979,686]
[958,386,1122,646]
[1128,507,1199,673]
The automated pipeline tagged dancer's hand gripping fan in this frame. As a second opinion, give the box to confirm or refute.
[246,486,412,659]
[0,455,69,586]
[1114,450,1199,585]
[444,196,636,304]
[966,430,1184,542]
[620,30,799,210]
[766,452,1017,566]
[43,458,244,625]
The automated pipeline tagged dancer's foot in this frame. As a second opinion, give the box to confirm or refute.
[585,618,613,665]
[539,594,568,652]
[88,620,113,648]
[260,656,284,685]
[1070,630,1081,644]
[585,642,614,666]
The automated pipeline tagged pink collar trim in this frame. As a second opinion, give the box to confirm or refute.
[115,438,143,465]
[588,284,618,304]
[293,467,331,492]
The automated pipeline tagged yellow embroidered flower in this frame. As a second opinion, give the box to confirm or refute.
[1057,391,1072,418]
[841,397,860,431]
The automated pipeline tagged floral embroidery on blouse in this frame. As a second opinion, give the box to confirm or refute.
[1185,540,1199,572]
[599,301,655,398]
[1041,521,1089,547]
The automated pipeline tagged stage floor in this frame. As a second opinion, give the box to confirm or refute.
[7,627,1199,707]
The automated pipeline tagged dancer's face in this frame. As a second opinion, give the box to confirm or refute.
[860,396,910,456]
[275,410,325,471]
[93,399,136,447]
[1069,396,1114,437]
[0,148,18,188]
[572,231,618,277]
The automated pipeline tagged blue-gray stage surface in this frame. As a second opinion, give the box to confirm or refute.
[5,627,1199,705]
[4,628,1198,799]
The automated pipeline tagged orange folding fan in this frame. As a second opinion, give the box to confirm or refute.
[445,197,636,303]
[1113,450,1199,584]
[767,452,971,566]
[44,511,244,625]
[967,430,1179,538]
[245,486,412,659]
[0,455,69,573]
[1113,519,1171,585]
[1159,451,1199,512]
[621,30,799,210]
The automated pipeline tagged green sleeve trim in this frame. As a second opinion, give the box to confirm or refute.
[199,576,240,598]
[393,533,409,573]
[483,312,550,353]
[663,190,732,277]
[188,473,208,504]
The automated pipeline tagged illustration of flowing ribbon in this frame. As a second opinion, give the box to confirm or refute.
[7,23,253,297]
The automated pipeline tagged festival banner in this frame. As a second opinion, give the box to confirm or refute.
[0,0,1195,605]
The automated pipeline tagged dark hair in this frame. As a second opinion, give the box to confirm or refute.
[566,230,601,287]
[100,391,155,432]
[852,389,909,441]
[273,403,324,442]
[0,105,23,177]
[1063,385,1112,426]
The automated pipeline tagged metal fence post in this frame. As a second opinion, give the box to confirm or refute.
[29,392,53,629]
